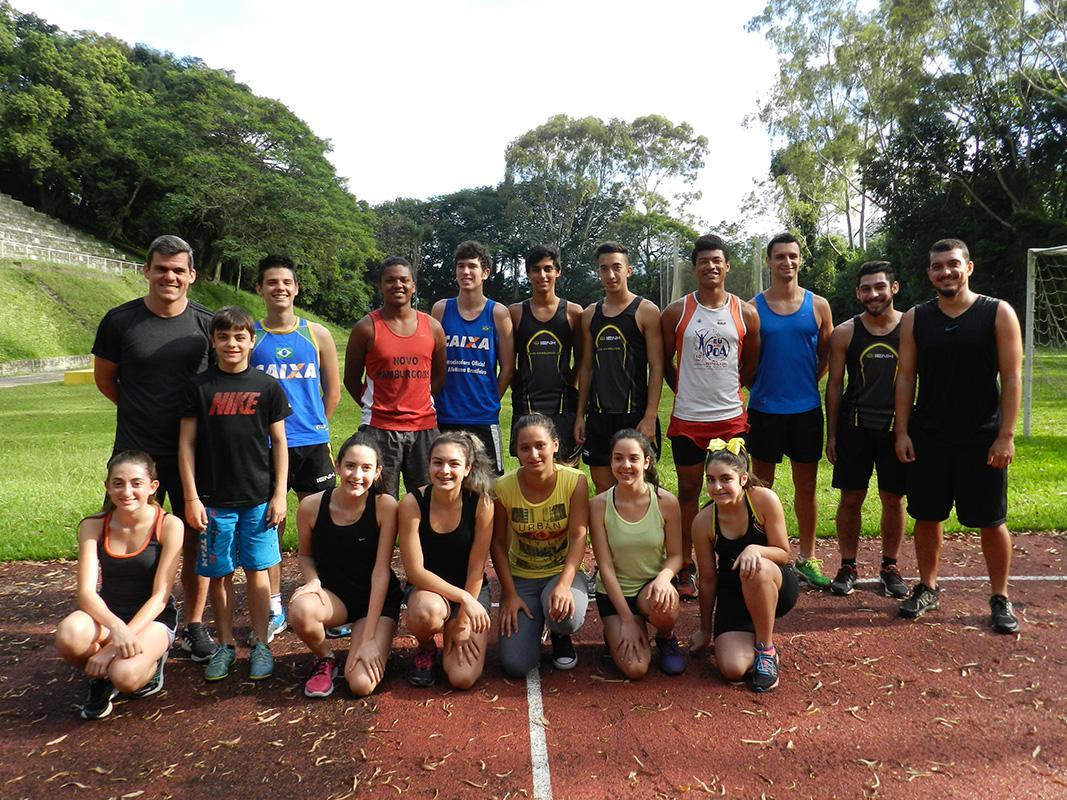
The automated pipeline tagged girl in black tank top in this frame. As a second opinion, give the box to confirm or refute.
[689,442,798,693]
[289,433,403,699]
[398,431,495,690]
[514,299,578,415]
[55,451,183,720]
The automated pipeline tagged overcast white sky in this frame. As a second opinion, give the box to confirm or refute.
[21,0,781,232]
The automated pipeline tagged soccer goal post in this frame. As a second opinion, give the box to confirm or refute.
[1023,245,1067,436]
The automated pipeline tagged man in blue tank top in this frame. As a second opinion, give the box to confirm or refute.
[894,239,1022,634]
[432,240,514,474]
[748,233,834,588]
[252,256,341,640]
[824,262,907,599]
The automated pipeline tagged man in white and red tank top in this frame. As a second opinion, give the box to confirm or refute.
[661,234,761,599]
[343,257,447,497]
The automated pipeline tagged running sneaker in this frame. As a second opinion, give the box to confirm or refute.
[304,656,338,698]
[677,563,698,600]
[830,564,858,596]
[407,640,438,687]
[750,643,779,693]
[129,655,167,699]
[655,635,687,676]
[550,633,578,670]
[795,557,832,589]
[179,622,218,662]
[325,624,352,639]
[248,609,289,647]
[899,583,940,619]
[249,640,274,681]
[204,643,237,681]
[990,594,1020,634]
[879,564,910,599]
[81,678,117,720]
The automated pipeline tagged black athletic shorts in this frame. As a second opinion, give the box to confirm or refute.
[403,581,493,622]
[713,564,799,638]
[150,454,186,518]
[510,412,581,465]
[438,423,504,476]
[583,412,662,467]
[594,576,675,618]
[746,408,823,465]
[831,424,906,495]
[288,443,336,494]
[326,578,403,624]
[905,427,1007,528]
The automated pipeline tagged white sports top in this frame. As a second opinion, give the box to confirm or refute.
[671,292,747,422]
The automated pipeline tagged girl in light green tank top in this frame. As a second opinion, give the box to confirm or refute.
[589,429,686,679]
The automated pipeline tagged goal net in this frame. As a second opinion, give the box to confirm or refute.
[1023,246,1067,435]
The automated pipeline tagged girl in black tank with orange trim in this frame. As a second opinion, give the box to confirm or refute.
[289,432,403,699]
[689,440,799,692]
[398,431,495,690]
[55,451,184,720]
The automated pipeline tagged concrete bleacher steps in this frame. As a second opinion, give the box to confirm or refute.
[0,193,140,273]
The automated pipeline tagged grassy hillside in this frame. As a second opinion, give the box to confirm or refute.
[0,260,349,362]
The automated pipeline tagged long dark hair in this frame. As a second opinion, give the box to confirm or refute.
[335,431,385,495]
[431,431,496,498]
[100,450,159,514]
[609,428,660,490]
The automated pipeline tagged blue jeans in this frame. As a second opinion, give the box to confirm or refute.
[498,574,587,678]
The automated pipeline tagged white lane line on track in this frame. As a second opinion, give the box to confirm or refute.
[525,667,553,800]
[854,575,1067,587]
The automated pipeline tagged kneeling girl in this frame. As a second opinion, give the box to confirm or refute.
[289,432,403,697]
[589,430,685,679]
[690,439,799,692]
[55,451,183,720]
[398,431,495,689]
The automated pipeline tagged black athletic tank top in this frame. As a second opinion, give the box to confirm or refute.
[311,488,401,600]
[415,486,483,589]
[513,300,577,415]
[97,506,178,629]
[712,494,767,599]
[590,296,647,414]
[840,315,901,431]
[912,296,1000,440]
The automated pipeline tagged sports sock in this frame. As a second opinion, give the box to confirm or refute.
[269,593,282,616]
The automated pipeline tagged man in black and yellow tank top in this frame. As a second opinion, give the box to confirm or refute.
[824,262,907,599]
[574,242,664,493]
[894,239,1023,634]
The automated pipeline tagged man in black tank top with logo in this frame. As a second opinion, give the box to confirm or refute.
[509,245,584,464]
[895,239,1023,634]
[825,262,908,599]
[575,242,664,493]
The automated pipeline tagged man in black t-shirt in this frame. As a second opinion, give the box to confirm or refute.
[894,238,1023,634]
[179,306,291,682]
[92,235,216,660]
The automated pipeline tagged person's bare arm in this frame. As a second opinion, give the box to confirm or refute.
[815,295,834,380]
[268,420,288,526]
[342,315,373,405]
[429,316,448,397]
[178,417,206,530]
[689,506,718,654]
[573,304,595,445]
[94,356,120,405]
[494,302,515,400]
[508,303,523,403]
[660,300,682,393]
[989,301,1023,468]
[824,320,853,465]
[638,299,664,441]
[310,322,341,419]
[567,301,583,387]
[894,309,917,463]
[430,299,446,324]
[739,301,761,388]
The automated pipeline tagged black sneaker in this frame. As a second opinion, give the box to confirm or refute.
[879,564,910,599]
[179,623,218,662]
[407,640,437,688]
[990,594,1020,634]
[81,678,117,720]
[129,655,166,698]
[750,643,779,692]
[830,564,858,596]
[550,633,578,670]
[899,583,940,619]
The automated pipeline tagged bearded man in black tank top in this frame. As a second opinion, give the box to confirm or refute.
[894,239,1023,634]
[824,262,907,599]
[574,242,664,494]
[509,245,584,464]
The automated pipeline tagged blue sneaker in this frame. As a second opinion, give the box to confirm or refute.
[249,640,274,681]
[325,624,352,639]
[751,643,779,692]
[266,609,287,643]
[655,635,687,676]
